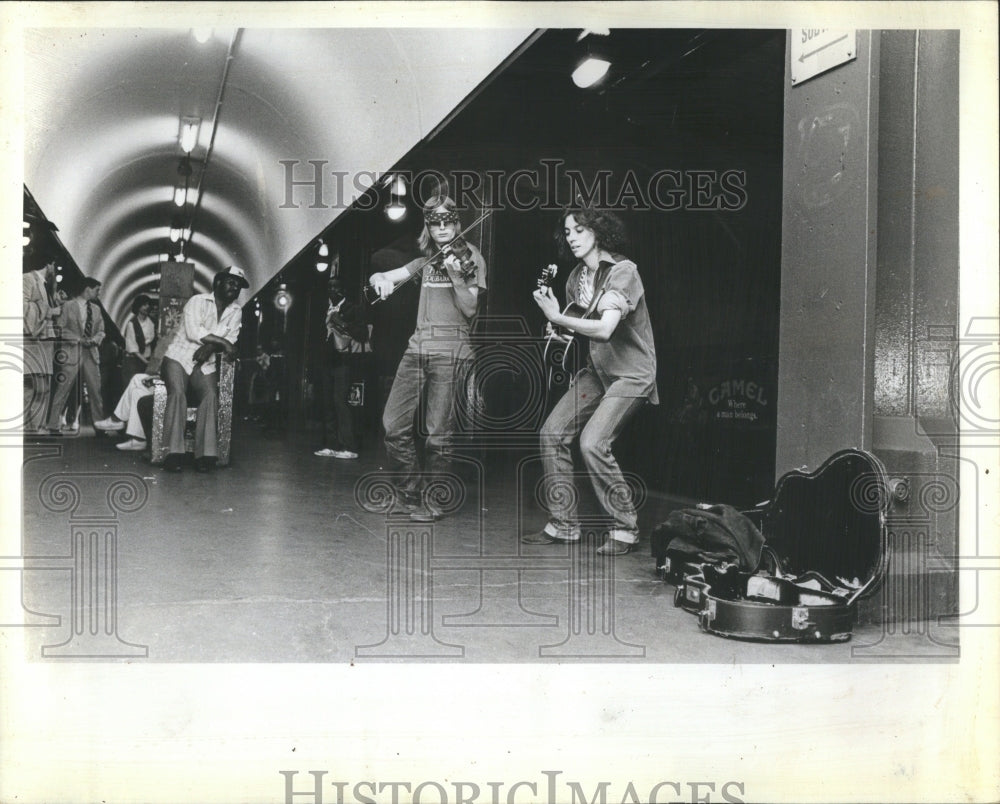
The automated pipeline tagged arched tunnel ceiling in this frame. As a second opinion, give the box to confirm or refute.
[24,27,533,326]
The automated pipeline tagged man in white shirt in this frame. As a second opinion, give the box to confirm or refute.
[160,265,247,473]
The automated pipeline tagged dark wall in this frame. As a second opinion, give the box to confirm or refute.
[259,29,786,507]
[416,30,787,505]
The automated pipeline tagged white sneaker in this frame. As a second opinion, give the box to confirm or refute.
[314,448,336,457]
[332,450,359,459]
[116,438,147,451]
[95,417,125,432]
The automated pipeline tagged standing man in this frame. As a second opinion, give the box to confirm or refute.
[160,265,247,473]
[45,277,106,435]
[314,276,369,460]
[22,257,62,433]
[368,195,487,522]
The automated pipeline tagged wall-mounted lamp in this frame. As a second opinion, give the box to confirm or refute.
[318,239,329,257]
[273,283,292,311]
[169,218,184,243]
[572,29,612,89]
[179,117,201,153]
[173,186,189,207]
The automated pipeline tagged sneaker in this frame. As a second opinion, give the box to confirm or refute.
[116,438,147,451]
[314,448,337,457]
[94,417,125,432]
[331,449,359,459]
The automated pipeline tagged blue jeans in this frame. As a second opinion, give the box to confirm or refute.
[382,351,467,498]
[540,369,647,543]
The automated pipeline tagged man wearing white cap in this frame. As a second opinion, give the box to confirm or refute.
[160,265,247,472]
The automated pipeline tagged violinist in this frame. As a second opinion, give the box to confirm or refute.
[368,195,487,522]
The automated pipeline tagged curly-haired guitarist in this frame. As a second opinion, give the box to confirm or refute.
[525,206,658,555]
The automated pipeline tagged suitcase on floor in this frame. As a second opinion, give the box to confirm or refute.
[663,449,890,642]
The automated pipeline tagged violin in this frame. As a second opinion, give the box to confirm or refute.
[437,237,479,282]
[364,208,493,305]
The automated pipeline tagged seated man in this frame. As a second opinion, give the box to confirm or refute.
[94,372,157,450]
[159,265,246,472]
[95,329,174,449]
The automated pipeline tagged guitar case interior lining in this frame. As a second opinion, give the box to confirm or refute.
[655,449,890,643]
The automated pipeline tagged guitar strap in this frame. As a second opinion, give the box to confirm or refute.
[579,260,615,318]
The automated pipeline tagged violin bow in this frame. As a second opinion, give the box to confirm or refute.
[365,207,494,305]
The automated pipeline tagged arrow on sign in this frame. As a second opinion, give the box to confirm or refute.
[799,34,850,63]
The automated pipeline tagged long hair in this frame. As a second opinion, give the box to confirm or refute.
[417,195,463,257]
[554,206,627,262]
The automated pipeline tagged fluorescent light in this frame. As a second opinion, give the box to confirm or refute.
[572,58,611,88]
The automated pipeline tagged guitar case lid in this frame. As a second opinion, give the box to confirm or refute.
[748,448,890,605]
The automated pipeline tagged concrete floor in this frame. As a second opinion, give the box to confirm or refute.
[17,423,959,664]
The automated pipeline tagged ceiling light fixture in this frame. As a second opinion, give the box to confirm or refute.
[192,28,213,44]
[572,29,612,89]
[179,117,201,153]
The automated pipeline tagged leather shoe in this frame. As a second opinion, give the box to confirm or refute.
[409,504,442,523]
[596,538,633,556]
[162,454,184,472]
[521,529,558,545]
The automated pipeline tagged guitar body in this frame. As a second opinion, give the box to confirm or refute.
[536,264,601,390]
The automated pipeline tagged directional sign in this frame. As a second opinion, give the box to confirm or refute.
[791,29,857,85]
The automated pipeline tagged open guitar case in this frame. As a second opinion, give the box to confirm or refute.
[652,449,891,643]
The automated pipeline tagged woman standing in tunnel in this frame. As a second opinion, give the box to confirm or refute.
[368,195,487,522]
[524,206,658,556]
[121,294,156,388]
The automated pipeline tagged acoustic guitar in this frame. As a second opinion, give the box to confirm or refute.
[536,263,604,390]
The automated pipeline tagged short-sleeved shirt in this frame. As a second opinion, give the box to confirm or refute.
[565,255,658,404]
[164,292,242,375]
[403,242,487,360]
